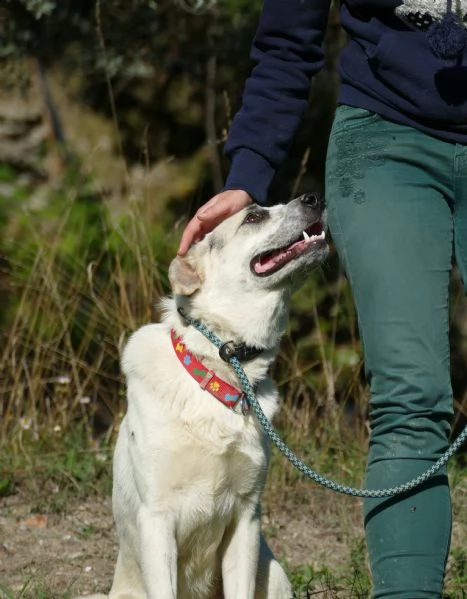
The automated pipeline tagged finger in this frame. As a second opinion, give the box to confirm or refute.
[177,199,227,255]
[177,217,204,255]
[196,197,227,221]
[177,191,252,255]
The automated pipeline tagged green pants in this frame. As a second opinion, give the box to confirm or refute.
[325,106,467,598]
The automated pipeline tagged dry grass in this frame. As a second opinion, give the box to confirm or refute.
[0,168,466,599]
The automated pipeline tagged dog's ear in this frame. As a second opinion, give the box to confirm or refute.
[169,256,202,296]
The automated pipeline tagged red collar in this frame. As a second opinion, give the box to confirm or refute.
[171,330,248,413]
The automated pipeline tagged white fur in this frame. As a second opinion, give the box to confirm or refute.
[78,197,327,599]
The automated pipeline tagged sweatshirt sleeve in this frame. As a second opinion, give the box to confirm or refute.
[223,0,332,204]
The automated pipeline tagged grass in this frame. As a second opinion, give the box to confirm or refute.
[1,419,465,598]
[0,584,74,599]
[1,166,466,598]
[287,540,467,598]
[287,538,372,598]
[0,425,112,513]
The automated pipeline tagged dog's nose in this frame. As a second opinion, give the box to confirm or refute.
[300,193,322,209]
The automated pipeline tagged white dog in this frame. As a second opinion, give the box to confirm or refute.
[80,194,327,599]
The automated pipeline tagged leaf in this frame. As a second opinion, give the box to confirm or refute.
[0,476,14,496]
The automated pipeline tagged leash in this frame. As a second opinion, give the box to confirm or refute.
[179,309,467,498]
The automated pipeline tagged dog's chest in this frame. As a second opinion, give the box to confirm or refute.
[169,431,267,547]
[157,422,268,502]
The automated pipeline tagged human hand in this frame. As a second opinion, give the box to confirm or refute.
[177,189,253,255]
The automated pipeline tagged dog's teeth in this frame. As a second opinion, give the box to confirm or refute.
[303,231,311,242]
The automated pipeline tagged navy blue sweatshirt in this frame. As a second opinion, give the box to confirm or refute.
[223,0,467,204]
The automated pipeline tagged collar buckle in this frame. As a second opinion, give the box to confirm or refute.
[231,393,250,416]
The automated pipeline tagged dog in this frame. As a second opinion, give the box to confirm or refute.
[80,193,327,599]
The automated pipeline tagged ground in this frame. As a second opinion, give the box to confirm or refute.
[1,459,465,598]
[0,480,366,597]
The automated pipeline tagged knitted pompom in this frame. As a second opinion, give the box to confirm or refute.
[427,12,467,58]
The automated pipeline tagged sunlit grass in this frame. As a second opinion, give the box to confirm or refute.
[1,166,466,599]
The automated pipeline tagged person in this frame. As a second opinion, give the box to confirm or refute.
[177,1,467,597]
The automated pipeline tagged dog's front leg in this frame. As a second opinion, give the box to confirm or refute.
[222,505,261,599]
[137,506,177,599]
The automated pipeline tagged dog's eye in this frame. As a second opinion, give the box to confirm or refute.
[243,211,266,225]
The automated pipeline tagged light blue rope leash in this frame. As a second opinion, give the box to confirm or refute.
[182,311,467,498]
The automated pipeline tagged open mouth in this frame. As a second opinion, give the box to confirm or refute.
[251,221,326,277]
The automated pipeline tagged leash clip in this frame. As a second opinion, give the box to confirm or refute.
[219,341,263,363]
[219,340,237,362]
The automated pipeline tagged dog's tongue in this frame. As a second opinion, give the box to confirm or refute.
[254,238,308,274]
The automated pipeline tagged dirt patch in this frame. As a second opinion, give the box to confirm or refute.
[0,492,116,596]
[262,482,364,571]
[0,481,363,597]
[1,476,465,597]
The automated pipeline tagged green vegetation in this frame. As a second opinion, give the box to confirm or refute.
[0,2,466,597]
[0,586,72,599]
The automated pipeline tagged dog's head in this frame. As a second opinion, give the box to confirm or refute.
[168,194,328,346]
[171,194,327,293]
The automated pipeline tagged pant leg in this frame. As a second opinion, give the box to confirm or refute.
[453,144,467,288]
[325,106,454,599]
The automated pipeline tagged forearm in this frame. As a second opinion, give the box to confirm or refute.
[224,0,332,204]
